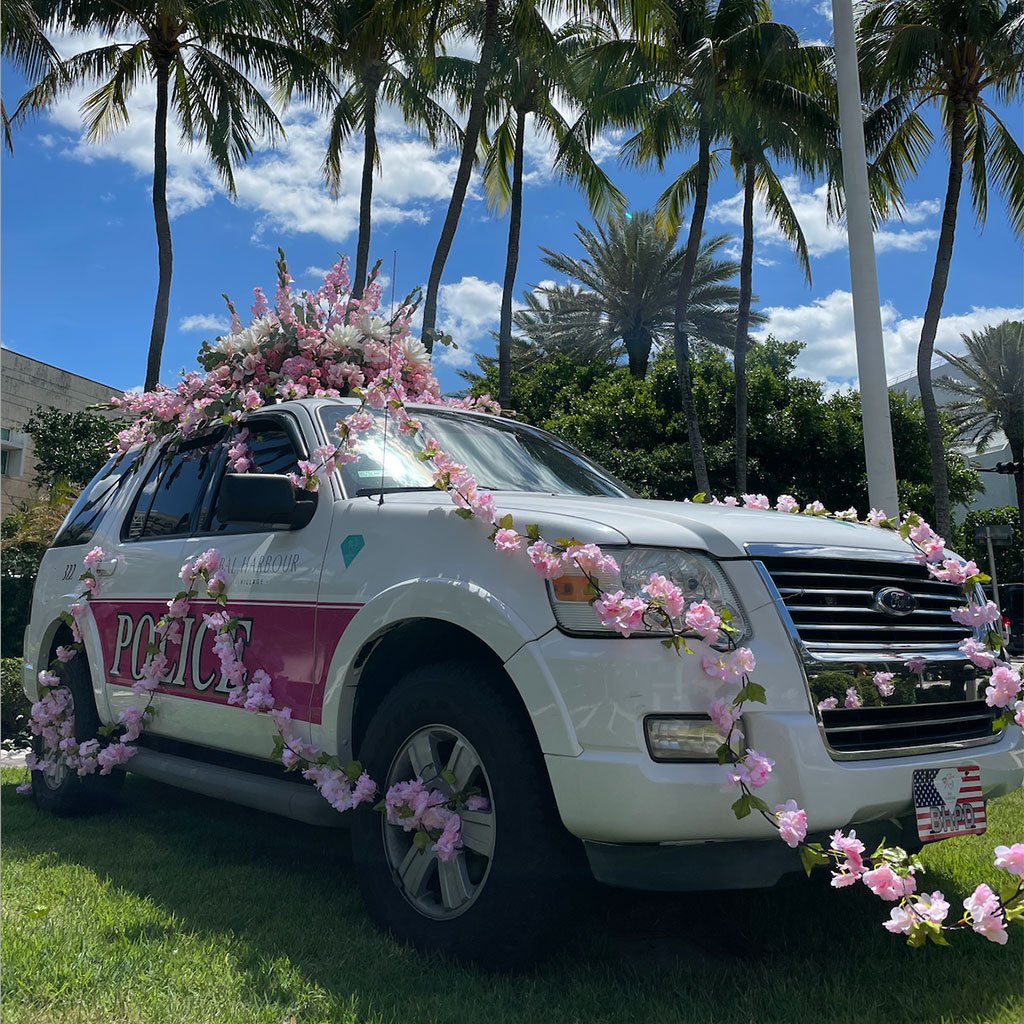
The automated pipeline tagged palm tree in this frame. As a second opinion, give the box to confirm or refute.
[24,0,318,391]
[576,0,795,494]
[292,0,459,299]
[420,0,500,350]
[718,25,834,493]
[858,0,1024,537]
[2,0,62,150]
[470,5,625,407]
[937,321,1024,534]
[539,212,762,377]
[512,284,623,366]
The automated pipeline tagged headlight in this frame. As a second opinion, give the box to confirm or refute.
[546,546,749,640]
[645,715,745,762]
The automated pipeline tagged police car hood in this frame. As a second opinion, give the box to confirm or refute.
[392,491,917,561]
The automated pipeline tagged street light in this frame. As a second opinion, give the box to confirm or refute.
[831,0,901,519]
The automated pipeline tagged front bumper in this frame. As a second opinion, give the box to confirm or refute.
[584,816,924,891]
[545,713,1024,844]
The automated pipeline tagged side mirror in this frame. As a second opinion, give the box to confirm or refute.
[216,474,315,528]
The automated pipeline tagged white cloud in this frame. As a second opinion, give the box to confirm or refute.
[710,177,939,261]
[752,290,1024,384]
[435,276,507,368]
[179,313,229,333]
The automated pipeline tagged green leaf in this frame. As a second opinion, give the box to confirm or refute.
[992,713,1010,732]
[525,524,541,542]
[716,742,734,765]
[373,799,386,813]
[344,760,363,781]
[732,794,752,819]
[799,843,829,877]
[719,608,733,622]
[440,768,457,786]
[692,492,706,503]
[747,794,769,814]
[736,682,767,705]
[498,513,514,530]
[454,508,475,520]
[413,829,432,850]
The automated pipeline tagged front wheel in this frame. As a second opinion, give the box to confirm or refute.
[351,661,583,968]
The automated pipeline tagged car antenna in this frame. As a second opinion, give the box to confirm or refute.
[377,250,399,507]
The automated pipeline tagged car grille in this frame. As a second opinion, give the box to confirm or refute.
[758,554,972,654]
[819,700,997,755]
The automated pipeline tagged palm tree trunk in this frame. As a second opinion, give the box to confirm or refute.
[624,333,651,378]
[498,108,527,409]
[735,158,755,495]
[1008,433,1024,543]
[917,99,967,538]
[672,122,712,495]
[421,0,499,350]
[352,73,381,301]
[145,58,172,392]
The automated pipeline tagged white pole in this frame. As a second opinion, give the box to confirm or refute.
[831,0,901,519]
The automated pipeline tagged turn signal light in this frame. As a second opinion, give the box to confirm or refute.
[551,575,592,602]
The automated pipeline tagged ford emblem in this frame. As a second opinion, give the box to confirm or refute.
[874,587,918,616]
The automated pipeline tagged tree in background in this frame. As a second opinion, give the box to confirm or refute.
[1,0,61,150]
[537,213,761,379]
[937,320,1024,536]
[22,406,120,491]
[23,0,318,391]
[466,336,978,519]
[294,0,458,299]
[471,5,625,407]
[858,0,1024,539]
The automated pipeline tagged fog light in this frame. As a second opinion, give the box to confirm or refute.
[644,715,744,762]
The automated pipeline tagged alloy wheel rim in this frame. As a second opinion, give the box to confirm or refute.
[382,723,496,921]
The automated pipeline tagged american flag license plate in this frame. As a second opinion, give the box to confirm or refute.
[913,765,986,842]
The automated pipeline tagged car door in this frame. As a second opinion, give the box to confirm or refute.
[171,410,338,759]
[93,432,223,737]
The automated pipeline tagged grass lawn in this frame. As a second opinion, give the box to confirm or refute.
[2,767,1022,1024]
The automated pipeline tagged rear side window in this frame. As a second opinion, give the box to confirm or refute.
[205,422,304,534]
[123,434,223,541]
[52,450,141,548]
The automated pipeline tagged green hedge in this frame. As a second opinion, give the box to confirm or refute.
[960,507,1023,585]
[1,657,31,743]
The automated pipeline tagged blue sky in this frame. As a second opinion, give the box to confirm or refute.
[2,1,1022,400]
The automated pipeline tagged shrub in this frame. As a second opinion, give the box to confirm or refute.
[1,658,30,744]
[960,507,1023,585]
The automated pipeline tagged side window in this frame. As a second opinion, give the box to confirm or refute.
[205,421,304,534]
[123,434,223,541]
[52,450,142,548]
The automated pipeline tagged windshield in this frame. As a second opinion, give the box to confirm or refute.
[318,406,633,498]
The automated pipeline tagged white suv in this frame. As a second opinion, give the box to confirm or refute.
[23,397,1024,965]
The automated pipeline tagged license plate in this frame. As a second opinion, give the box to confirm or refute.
[913,765,986,842]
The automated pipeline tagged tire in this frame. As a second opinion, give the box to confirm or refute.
[351,660,584,969]
[30,654,124,816]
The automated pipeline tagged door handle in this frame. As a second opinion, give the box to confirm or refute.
[94,558,119,577]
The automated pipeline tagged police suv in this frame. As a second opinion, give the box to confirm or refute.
[22,398,1024,964]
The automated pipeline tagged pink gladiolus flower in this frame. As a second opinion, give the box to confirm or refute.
[55,646,76,663]
[950,600,1001,627]
[818,697,839,710]
[844,687,862,709]
[775,800,808,848]
[929,558,980,585]
[742,493,770,510]
[465,794,490,812]
[727,749,774,789]
[775,494,799,513]
[985,665,1022,709]
[38,670,60,688]
[722,496,739,507]
[642,574,685,618]
[905,655,928,675]
[709,697,741,738]
[830,829,866,885]
[963,884,1008,944]
[883,905,916,935]
[243,669,275,713]
[566,543,619,577]
[593,591,647,636]
[16,782,32,795]
[914,890,950,924]
[83,546,104,569]
[527,540,565,579]
[867,508,888,527]
[862,864,917,901]
[493,528,522,553]
[117,706,147,743]
[684,600,722,639]
[873,671,895,698]
[959,638,997,669]
[432,810,462,861]
[97,741,136,775]
[351,771,377,807]
[804,501,826,516]
[993,843,1024,877]
[835,507,859,522]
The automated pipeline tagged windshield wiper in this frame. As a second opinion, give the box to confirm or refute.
[355,485,441,497]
